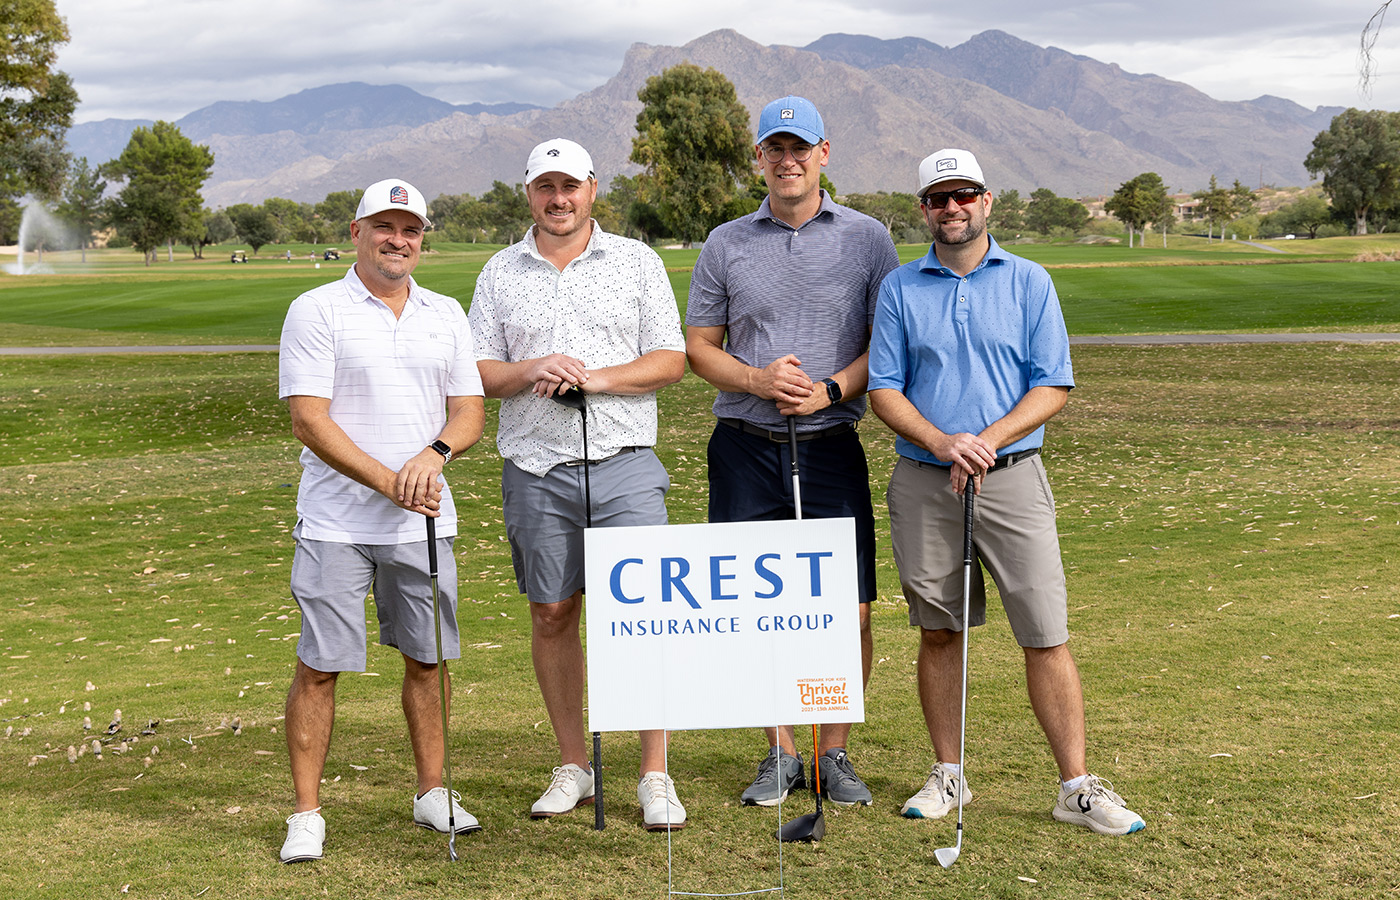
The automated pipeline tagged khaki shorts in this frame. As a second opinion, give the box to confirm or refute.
[886,454,1069,648]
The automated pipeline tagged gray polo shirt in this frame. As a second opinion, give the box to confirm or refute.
[687,191,900,432]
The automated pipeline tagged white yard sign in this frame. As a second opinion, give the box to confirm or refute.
[584,518,865,732]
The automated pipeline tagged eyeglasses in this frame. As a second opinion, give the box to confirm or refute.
[921,188,985,208]
[761,143,818,163]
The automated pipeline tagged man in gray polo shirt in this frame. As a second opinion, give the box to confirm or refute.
[469,138,689,831]
[687,96,900,808]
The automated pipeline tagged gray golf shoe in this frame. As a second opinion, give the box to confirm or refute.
[818,748,872,807]
[740,747,805,806]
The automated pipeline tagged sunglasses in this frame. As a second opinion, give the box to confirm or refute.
[920,188,985,208]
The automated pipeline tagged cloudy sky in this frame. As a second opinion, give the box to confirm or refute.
[57,0,1400,123]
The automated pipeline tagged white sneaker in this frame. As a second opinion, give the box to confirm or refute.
[279,808,325,863]
[901,763,972,819]
[530,763,595,818]
[637,771,686,831]
[1053,774,1145,835]
[413,786,482,834]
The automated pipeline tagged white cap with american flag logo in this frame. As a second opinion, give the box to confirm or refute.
[355,178,432,228]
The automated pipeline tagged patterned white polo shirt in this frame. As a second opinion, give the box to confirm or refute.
[468,223,684,476]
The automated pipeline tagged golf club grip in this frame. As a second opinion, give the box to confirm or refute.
[426,515,438,575]
[963,474,975,564]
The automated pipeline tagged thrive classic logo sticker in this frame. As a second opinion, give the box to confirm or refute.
[796,677,850,712]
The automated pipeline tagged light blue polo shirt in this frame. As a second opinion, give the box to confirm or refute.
[868,235,1074,464]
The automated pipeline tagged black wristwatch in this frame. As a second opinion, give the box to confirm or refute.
[823,377,842,404]
[429,439,453,463]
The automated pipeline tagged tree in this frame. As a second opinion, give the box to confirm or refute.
[55,156,105,262]
[0,0,78,203]
[841,192,922,241]
[229,204,278,255]
[1025,188,1091,235]
[204,209,236,244]
[1305,108,1400,235]
[1263,193,1335,239]
[479,180,531,244]
[630,63,752,246]
[1191,175,1235,241]
[101,121,215,263]
[1105,173,1171,248]
[1360,1,1392,96]
[315,190,359,243]
[988,188,1025,235]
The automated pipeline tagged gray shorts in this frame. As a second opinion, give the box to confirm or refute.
[289,521,459,671]
[886,454,1069,648]
[502,448,670,604]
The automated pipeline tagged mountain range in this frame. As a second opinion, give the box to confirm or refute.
[67,30,1344,207]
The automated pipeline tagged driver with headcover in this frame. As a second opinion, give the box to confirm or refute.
[467,138,689,832]
[277,178,486,863]
[868,148,1145,842]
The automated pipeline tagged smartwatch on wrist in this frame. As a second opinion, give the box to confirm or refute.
[822,377,842,405]
[429,439,453,463]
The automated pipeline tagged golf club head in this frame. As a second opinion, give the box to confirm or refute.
[776,810,826,843]
[934,845,960,868]
[549,385,586,410]
[448,833,458,862]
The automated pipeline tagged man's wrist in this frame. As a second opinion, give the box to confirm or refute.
[428,439,453,463]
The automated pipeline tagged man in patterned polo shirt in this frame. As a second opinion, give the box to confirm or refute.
[468,139,689,831]
[687,97,900,808]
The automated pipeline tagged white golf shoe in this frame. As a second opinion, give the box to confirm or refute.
[279,808,325,863]
[638,771,686,831]
[530,763,595,818]
[413,786,482,834]
[1052,774,1145,835]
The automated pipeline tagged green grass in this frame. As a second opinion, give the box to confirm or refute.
[2,343,1399,899]
[4,237,1400,346]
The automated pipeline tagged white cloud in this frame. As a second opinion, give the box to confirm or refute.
[54,0,1400,122]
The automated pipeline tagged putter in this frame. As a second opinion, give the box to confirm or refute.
[425,515,459,861]
[549,384,605,830]
[934,473,976,869]
[776,416,826,843]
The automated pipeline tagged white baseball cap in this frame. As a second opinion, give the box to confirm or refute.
[355,178,431,228]
[525,138,595,185]
[917,149,986,197]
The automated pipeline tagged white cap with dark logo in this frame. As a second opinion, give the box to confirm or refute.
[917,149,986,198]
[356,178,431,228]
[525,138,595,185]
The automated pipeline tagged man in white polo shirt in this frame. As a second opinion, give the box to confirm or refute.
[469,139,689,831]
[277,178,486,862]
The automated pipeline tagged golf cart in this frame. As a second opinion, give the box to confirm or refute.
[323,249,340,261]
[230,250,247,263]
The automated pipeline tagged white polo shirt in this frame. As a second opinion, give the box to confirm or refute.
[468,223,684,476]
[279,266,483,543]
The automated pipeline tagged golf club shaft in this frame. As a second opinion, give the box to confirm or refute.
[426,516,458,860]
[577,400,603,829]
[954,474,974,834]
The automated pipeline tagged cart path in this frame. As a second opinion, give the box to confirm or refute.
[4,334,1400,355]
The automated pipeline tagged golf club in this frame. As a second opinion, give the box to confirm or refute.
[776,415,826,843]
[425,515,459,861]
[549,384,605,830]
[934,473,976,869]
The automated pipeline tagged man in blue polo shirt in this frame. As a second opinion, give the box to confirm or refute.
[687,96,899,808]
[868,148,1144,835]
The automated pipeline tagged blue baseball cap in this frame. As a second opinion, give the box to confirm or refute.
[756,96,825,146]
